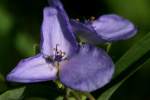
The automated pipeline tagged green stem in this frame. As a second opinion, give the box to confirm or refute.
[106,43,112,53]
[63,88,71,100]
[70,89,81,100]
[83,92,95,100]
[70,89,95,100]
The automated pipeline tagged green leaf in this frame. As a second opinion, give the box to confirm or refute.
[0,87,26,100]
[98,58,150,100]
[115,33,150,77]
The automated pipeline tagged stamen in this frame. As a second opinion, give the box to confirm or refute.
[55,44,59,52]
[85,16,95,23]
[76,18,80,22]
[79,41,86,46]
[45,56,53,63]
[90,16,95,21]
[59,50,62,54]
[53,44,66,62]
[61,52,65,57]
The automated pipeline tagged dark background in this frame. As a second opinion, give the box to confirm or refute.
[0,0,150,99]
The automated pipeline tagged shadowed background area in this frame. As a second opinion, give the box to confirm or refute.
[0,0,150,99]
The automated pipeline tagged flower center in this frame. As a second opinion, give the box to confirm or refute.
[44,44,67,64]
[53,44,66,62]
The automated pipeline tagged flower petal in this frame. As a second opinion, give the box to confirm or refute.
[59,45,114,92]
[71,19,107,44]
[49,0,64,11]
[71,14,137,44]
[41,7,77,58]
[7,54,57,83]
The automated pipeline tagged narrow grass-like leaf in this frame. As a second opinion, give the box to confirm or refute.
[0,87,26,100]
[98,58,150,100]
[115,33,150,77]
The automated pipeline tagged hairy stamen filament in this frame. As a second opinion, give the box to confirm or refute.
[53,44,67,62]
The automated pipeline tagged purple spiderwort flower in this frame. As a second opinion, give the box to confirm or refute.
[71,15,137,44]
[7,0,137,92]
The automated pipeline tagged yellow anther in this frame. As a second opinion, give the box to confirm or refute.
[76,18,80,22]
[53,44,67,59]
[61,52,66,57]
[90,16,95,21]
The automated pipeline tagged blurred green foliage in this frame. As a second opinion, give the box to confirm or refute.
[107,0,150,30]
[0,7,13,36]
[15,32,35,56]
[0,0,150,100]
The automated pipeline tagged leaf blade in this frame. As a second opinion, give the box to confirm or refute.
[0,87,26,100]
[115,33,150,77]
[98,57,150,100]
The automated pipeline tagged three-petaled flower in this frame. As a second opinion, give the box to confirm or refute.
[7,0,137,92]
